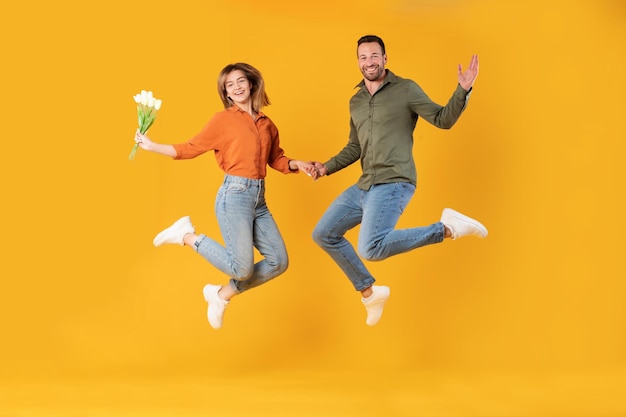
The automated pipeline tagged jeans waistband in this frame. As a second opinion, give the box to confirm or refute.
[223,174,265,187]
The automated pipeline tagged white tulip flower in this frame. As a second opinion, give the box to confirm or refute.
[130,89,163,160]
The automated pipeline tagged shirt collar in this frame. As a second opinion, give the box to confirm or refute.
[227,105,265,119]
[355,69,397,89]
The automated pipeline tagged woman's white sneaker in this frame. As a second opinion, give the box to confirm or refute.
[203,284,229,329]
[153,216,195,246]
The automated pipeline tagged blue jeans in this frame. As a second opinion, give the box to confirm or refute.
[312,182,444,291]
[194,175,288,294]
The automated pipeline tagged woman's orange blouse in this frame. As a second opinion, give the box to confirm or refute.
[172,106,296,179]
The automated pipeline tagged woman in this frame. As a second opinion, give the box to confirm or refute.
[134,63,317,329]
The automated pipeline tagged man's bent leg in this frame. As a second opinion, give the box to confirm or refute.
[358,182,445,261]
[312,185,375,291]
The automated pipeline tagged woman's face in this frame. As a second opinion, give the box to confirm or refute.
[225,70,251,107]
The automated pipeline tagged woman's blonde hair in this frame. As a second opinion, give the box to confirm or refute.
[217,63,270,113]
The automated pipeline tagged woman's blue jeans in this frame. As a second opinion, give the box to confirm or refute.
[312,182,444,291]
[194,175,288,294]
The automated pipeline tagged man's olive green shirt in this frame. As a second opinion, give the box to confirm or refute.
[324,70,472,190]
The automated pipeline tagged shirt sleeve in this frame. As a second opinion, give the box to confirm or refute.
[172,114,222,160]
[324,117,362,175]
[408,82,471,129]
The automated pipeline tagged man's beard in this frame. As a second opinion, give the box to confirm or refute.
[361,66,384,81]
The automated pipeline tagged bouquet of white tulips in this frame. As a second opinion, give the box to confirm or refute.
[129,90,162,160]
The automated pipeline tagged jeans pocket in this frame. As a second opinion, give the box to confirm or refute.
[226,183,246,193]
[400,182,416,193]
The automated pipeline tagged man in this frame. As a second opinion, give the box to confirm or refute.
[311,35,487,326]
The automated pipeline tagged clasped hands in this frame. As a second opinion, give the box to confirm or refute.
[291,160,328,180]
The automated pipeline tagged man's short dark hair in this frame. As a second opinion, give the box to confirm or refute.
[357,35,386,55]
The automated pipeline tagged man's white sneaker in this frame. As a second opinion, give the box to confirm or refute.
[153,216,195,247]
[440,208,488,240]
[362,285,390,326]
[203,284,229,329]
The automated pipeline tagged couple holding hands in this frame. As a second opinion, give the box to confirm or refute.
[133,35,487,329]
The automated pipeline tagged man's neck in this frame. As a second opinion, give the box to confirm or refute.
[363,70,387,95]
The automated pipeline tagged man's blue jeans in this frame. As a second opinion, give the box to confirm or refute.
[312,182,444,291]
[194,175,288,294]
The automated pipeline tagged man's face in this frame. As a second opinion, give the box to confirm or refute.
[357,42,387,82]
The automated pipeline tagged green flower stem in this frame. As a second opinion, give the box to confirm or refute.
[128,143,139,160]
[129,105,159,160]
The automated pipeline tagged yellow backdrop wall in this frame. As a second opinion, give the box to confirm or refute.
[1,0,625,415]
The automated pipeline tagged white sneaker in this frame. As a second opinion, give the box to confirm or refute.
[362,285,390,326]
[153,216,195,247]
[440,208,488,240]
[202,284,229,329]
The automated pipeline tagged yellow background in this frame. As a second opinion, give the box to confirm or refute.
[1,0,625,415]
